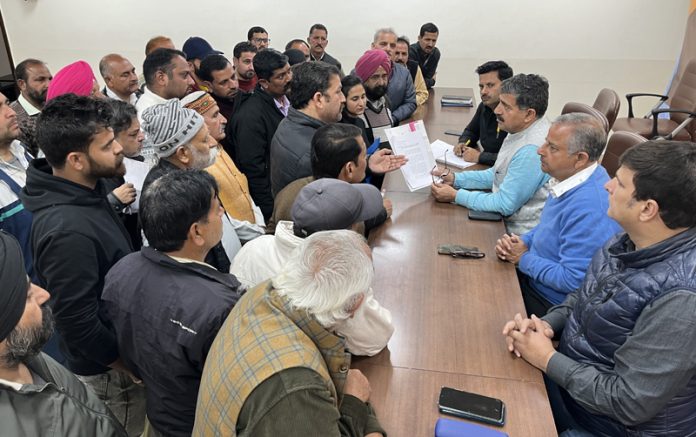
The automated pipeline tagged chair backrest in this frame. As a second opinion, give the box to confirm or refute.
[561,102,610,133]
[669,59,696,139]
[592,88,621,130]
[601,131,647,178]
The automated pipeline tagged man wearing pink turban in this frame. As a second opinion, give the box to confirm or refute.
[46,60,103,101]
[353,49,395,150]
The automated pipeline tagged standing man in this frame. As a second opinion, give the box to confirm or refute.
[0,92,34,276]
[0,232,128,437]
[394,36,428,106]
[454,61,513,166]
[503,141,696,436]
[248,26,270,50]
[20,95,145,436]
[307,24,344,76]
[228,49,291,220]
[495,113,622,316]
[197,54,239,123]
[182,36,223,91]
[431,74,551,235]
[103,170,244,437]
[270,61,344,195]
[9,59,52,156]
[233,42,258,92]
[371,28,416,124]
[285,39,310,61]
[99,54,140,105]
[409,22,440,89]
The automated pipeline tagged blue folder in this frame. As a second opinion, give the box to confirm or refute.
[434,418,509,437]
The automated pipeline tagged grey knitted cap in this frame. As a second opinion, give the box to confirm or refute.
[141,99,204,158]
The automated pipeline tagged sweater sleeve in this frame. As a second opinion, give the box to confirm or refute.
[546,290,696,426]
[458,104,483,145]
[453,167,494,191]
[518,210,612,296]
[35,232,119,367]
[454,145,547,216]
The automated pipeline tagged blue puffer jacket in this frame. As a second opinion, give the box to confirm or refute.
[559,228,696,436]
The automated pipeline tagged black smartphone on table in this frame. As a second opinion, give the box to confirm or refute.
[438,386,506,426]
[468,210,504,221]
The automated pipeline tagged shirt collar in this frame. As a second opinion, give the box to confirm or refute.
[143,87,168,104]
[105,87,138,105]
[548,162,599,198]
[311,53,325,62]
[274,95,290,116]
[17,94,41,116]
[0,377,24,391]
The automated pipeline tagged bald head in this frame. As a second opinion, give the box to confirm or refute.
[99,53,138,100]
[145,36,175,56]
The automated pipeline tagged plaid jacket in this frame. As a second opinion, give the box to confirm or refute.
[193,280,351,436]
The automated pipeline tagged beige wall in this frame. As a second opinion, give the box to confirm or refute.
[0,0,688,117]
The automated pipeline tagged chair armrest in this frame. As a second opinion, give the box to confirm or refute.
[650,108,696,139]
[626,93,668,118]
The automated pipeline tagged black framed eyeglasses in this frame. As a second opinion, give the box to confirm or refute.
[432,150,452,184]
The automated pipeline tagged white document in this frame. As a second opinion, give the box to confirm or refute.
[385,121,435,191]
[431,140,477,170]
[123,157,150,213]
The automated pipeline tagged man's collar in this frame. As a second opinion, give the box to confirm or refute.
[17,94,41,116]
[548,162,599,198]
[143,86,168,103]
[105,87,137,105]
[311,52,325,62]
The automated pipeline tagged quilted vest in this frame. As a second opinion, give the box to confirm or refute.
[193,280,351,437]
[559,227,696,436]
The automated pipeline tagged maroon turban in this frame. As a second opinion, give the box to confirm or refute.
[354,50,392,82]
[46,60,96,101]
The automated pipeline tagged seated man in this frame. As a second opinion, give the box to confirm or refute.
[354,50,394,147]
[140,99,231,272]
[431,74,551,235]
[266,123,401,233]
[495,113,622,316]
[231,178,394,356]
[195,229,386,437]
[0,232,127,437]
[103,170,244,437]
[270,61,344,195]
[454,61,513,166]
[504,141,696,436]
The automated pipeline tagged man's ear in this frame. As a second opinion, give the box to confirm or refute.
[574,151,591,169]
[524,108,537,123]
[258,78,269,90]
[639,199,661,223]
[202,80,213,90]
[174,146,192,166]
[187,222,206,247]
[17,79,27,93]
[65,151,86,172]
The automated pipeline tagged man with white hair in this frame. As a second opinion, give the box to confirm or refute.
[194,229,386,437]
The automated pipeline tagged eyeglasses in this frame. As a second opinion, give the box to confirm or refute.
[449,249,485,259]
[253,38,270,44]
[432,150,452,184]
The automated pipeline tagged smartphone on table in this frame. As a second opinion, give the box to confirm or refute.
[438,386,506,426]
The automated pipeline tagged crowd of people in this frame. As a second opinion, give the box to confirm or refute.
[0,19,695,437]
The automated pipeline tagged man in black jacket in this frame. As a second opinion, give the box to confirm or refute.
[228,49,291,219]
[19,94,145,436]
[408,22,440,89]
[453,61,513,166]
[103,170,244,437]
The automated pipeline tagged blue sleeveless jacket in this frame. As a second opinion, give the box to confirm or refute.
[559,228,696,436]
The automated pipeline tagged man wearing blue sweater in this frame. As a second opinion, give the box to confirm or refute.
[432,74,551,235]
[495,113,621,316]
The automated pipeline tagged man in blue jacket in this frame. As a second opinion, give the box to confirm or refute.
[504,141,696,436]
[495,113,621,316]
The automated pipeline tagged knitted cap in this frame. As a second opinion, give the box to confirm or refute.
[354,49,392,82]
[141,99,204,158]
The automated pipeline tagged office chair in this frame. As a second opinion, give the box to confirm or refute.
[612,59,696,140]
[601,131,647,178]
[561,102,610,133]
[592,88,621,131]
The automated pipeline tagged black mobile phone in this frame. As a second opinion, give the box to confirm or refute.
[438,386,506,426]
[468,210,504,221]
[444,129,463,137]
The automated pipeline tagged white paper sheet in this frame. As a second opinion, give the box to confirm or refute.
[431,140,477,170]
[385,121,435,191]
[123,157,150,213]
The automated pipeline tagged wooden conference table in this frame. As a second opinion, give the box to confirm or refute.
[352,88,556,436]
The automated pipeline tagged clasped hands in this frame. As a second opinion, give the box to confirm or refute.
[502,313,556,372]
[495,233,528,264]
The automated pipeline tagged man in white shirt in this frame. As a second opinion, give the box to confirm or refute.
[99,54,140,105]
[231,178,394,356]
[9,59,52,156]
[0,92,34,276]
